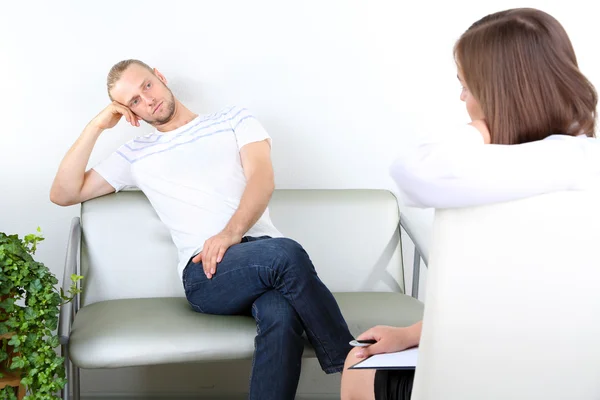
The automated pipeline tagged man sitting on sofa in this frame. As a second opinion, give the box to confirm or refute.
[50,59,354,400]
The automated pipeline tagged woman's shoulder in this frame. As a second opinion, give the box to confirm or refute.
[542,133,597,142]
[538,134,599,154]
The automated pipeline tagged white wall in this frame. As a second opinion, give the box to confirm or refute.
[1,0,598,397]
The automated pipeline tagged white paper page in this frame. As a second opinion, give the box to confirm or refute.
[350,347,419,369]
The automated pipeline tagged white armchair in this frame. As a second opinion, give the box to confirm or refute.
[412,191,600,400]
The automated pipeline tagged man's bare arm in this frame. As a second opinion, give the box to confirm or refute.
[193,140,275,278]
[50,102,139,206]
[223,140,275,237]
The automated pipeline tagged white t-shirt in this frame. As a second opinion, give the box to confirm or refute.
[93,106,283,279]
[390,124,600,208]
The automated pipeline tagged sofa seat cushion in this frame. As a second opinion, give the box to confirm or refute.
[70,292,423,368]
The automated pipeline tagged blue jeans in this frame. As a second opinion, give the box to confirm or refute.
[182,236,354,400]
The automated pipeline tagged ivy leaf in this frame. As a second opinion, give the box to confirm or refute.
[48,335,59,349]
[24,307,37,321]
[32,352,44,366]
[45,316,58,330]
[7,335,20,347]
[28,279,43,294]
[10,356,25,369]
[0,296,15,311]
[1,387,18,400]
[54,376,67,388]
[24,333,37,347]
[5,316,18,329]
[22,375,34,386]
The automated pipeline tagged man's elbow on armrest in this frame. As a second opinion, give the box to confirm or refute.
[49,189,79,207]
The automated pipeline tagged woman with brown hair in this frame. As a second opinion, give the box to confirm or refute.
[341,8,599,400]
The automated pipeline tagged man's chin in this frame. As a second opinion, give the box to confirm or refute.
[144,114,174,127]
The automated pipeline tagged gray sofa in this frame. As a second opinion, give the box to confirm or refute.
[58,189,427,399]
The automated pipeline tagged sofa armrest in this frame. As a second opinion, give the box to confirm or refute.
[399,208,433,298]
[59,217,81,346]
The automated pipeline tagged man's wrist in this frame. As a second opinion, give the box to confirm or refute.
[222,225,244,239]
[83,123,104,139]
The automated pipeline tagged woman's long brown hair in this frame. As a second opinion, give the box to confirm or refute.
[455,8,597,144]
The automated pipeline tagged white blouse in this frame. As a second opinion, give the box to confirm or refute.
[390,124,600,208]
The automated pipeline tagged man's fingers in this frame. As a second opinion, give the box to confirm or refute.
[112,103,138,127]
[192,252,202,263]
[210,258,217,274]
[199,242,212,277]
[208,245,220,274]
[113,108,130,124]
[205,250,213,273]
[129,112,137,126]
[195,236,233,279]
[203,247,212,276]
[113,104,128,116]
[216,246,226,263]
[205,243,218,276]
[210,245,226,273]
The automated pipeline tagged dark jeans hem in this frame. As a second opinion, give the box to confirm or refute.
[323,364,344,374]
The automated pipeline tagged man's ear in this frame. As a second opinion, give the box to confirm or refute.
[153,68,168,85]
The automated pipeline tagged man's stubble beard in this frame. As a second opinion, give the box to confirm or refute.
[144,86,176,126]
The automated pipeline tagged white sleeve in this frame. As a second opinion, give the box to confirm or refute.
[390,125,593,209]
[229,106,272,150]
[92,150,135,192]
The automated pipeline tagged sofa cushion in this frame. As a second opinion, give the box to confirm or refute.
[70,292,423,368]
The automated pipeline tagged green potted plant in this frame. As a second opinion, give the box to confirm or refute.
[0,229,82,400]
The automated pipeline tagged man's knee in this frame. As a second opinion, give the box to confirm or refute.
[268,238,313,269]
[253,291,301,329]
[270,237,305,256]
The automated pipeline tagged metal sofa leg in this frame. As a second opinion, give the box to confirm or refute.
[73,366,80,400]
[412,249,421,299]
